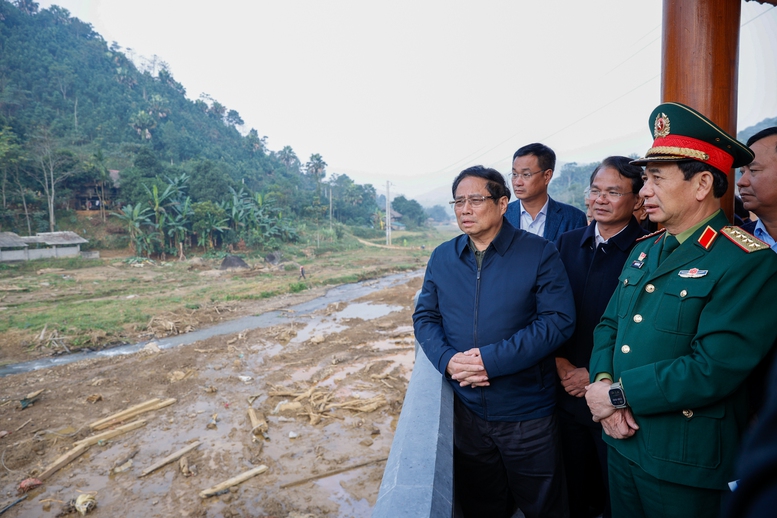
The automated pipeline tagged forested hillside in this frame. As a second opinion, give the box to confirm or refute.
[0,0,384,256]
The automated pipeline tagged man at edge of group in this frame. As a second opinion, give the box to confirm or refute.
[726,126,777,511]
[413,165,575,518]
[505,143,587,242]
[584,102,777,517]
[555,156,647,518]
[739,126,777,251]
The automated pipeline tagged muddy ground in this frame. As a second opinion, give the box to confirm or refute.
[0,273,423,517]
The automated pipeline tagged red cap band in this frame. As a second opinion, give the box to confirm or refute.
[649,135,735,172]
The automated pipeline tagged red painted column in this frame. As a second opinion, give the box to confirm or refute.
[661,0,741,222]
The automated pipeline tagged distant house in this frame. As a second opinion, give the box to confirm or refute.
[0,231,89,262]
[74,170,120,211]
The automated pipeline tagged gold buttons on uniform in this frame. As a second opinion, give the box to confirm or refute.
[621,345,631,354]
[682,409,693,418]
[645,284,655,293]
[633,314,643,323]
[680,290,687,297]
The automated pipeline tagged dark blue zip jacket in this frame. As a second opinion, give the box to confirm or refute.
[413,219,576,422]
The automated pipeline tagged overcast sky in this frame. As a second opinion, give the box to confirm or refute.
[39,1,777,204]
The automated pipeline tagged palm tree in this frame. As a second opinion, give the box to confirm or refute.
[278,146,299,172]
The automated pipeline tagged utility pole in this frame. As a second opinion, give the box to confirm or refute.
[329,186,333,230]
[386,181,392,246]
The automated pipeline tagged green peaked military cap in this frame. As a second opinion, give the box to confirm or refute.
[631,102,754,170]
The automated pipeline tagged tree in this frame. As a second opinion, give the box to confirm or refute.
[192,201,228,250]
[392,195,427,228]
[425,204,452,223]
[0,127,22,209]
[111,203,153,256]
[277,146,299,172]
[225,109,244,127]
[27,129,78,231]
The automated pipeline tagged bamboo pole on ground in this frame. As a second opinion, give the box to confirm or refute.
[38,443,91,481]
[139,441,201,477]
[199,465,268,498]
[89,398,175,431]
[74,420,146,448]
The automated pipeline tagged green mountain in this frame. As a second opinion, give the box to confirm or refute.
[0,0,379,251]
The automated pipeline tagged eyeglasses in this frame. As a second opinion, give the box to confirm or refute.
[588,189,632,200]
[449,195,494,209]
[509,170,546,181]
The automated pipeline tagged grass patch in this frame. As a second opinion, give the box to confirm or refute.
[289,282,307,293]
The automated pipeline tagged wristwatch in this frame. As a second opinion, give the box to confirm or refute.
[608,382,628,409]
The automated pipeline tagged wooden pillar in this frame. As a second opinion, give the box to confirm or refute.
[661,0,741,223]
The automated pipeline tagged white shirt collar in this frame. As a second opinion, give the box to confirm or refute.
[594,222,628,247]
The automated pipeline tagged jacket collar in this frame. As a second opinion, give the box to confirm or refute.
[578,217,644,252]
[455,217,516,258]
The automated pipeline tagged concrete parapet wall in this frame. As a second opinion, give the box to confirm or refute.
[373,343,455,517]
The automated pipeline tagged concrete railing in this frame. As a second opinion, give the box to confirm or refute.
[373,342,455,517]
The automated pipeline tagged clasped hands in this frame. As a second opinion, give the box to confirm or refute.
[584,380,640,440]
[446,348,490,388]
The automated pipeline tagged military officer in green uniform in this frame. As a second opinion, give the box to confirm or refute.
[584,102,777,517]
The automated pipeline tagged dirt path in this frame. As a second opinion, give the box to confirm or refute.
[0,275,422,517]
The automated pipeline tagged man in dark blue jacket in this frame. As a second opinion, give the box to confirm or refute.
[413,165,576,518]
[505,143,587,242]
[554,156,646,518]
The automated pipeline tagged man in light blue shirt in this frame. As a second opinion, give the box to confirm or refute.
[505,143,587,242]
[738,127,777,253]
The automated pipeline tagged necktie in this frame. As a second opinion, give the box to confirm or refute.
[659,234,680,264]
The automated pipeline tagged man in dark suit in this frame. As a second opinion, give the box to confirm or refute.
[738,126,777,251]
[505,143,587,242]
[555,156,647,518]
[585,103,777,517]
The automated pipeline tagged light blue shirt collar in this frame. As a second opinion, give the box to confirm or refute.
[754,219,777,253]
[519,197,549,236]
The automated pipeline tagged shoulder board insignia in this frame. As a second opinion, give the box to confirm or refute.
[697,226,718,250]
[720,226,770,253]
[636,228,666,243]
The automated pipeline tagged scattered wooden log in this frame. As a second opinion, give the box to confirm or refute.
[279,457,388,489]
[139,441,201,477]
[74,420,146,448]
[89,398,175,431]
[199,465,268,498]
[38,443,91,481]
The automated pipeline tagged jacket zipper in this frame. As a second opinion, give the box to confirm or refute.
[474,251,486,416]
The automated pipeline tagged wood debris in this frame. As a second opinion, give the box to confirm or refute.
[89,398,175,431]
[38,443,91,481]
[74,420,147,448]
[139,441,201,477]
[85,394,102,404]
[199,465,268,498]
[279,457,387,489]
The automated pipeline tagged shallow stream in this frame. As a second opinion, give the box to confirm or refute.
[0,270,422,378]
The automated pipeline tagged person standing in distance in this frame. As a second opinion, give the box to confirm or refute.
[414,165,575,518]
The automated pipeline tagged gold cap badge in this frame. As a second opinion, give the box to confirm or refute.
[654,112,671,138]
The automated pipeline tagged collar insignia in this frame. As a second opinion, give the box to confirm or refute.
[679,268,708,278]
[654,112,671,138]
[697,226,718,250]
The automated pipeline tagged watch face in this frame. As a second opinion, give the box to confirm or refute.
[609,388,626,407]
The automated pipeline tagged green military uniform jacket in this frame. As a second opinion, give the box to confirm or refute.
[589,210,777,490]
